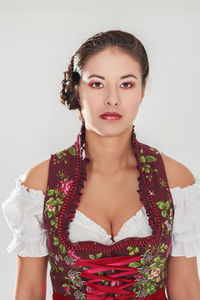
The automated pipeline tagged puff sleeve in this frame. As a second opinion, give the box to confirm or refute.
[170,174,200,257]
[1,174,48,257]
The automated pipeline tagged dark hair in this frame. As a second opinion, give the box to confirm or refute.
[59,30,149,111]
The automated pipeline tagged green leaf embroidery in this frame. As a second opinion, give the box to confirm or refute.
[140,156,146,163]
[48,189,55,196]
[69,146,76,156]
[154,257,161,263]
[62,283,68,287]
[129,261,141,268]
[145,156,157,162]
[127,246,133,250]
[51,219,56,226]
[161,210,167,218]
[165,201,170,210]
[96,252,102,258]
[60,244,67,254]
[53,237,59,246]
[150,262,157,269]
[156,201,165,209]
[97,272,104,275]
[158,263,164,270]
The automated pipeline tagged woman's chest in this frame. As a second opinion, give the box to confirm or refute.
[76,167,144,240]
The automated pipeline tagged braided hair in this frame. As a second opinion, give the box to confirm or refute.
[60,30,149,114]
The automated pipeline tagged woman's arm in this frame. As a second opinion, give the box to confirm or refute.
[161,153,200,299]
[166,256,200,300]
[15,256,48,300]
[14,157,50,300]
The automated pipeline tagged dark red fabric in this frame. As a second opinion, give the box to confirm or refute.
[53,287,167,300]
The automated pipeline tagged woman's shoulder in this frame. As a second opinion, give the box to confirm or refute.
[20,156,51,195]
[160,152,196,189]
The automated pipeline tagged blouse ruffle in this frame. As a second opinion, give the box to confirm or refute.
[2,173,200,258]
[2,174,48,257]
[169,174,200,257]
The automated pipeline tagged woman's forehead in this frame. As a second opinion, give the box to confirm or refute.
[82,48,140,74]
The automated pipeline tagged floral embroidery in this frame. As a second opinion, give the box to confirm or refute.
[126,245,168,296]
[164,219,172,231]
[136,289,148,297]
[74,290,86,300]
[53,150,67,165]
[46,200,56,212]
[60,252,86,298]
[88,252,103,259]
[60,179,74,195]
[64,250,80,266]
[156,200,170,218]
[138,148,158,181]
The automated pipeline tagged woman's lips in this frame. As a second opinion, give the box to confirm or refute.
[100,115,121,120]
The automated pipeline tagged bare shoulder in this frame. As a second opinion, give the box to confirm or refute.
[20,156,51,195]
[160,152,195,189]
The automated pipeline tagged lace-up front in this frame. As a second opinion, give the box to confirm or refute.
[76,255,141,299]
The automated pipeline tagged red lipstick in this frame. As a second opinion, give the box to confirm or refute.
[100,111,122,120]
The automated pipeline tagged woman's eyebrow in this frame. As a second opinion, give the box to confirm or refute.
[88,74,138,80]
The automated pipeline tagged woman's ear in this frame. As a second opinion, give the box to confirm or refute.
[142,81,146,98]
[75,86,80,101]
[140,81,147,104]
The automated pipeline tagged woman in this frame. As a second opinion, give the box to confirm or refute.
[2,30,200,300]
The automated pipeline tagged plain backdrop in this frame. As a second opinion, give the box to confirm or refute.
[0,0,200,299]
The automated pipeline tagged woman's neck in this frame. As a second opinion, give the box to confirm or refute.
[84,126,137,174]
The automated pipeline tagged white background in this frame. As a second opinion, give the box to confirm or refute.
[0,0,200,299]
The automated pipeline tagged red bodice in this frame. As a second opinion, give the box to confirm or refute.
[43,122,173,299]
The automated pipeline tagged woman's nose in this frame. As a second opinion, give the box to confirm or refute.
[105,88,120,106]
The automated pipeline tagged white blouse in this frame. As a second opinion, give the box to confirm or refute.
[2,174,200,258]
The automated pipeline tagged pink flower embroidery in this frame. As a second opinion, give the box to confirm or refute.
[47,200,56,211]
[111,280,120,287]
[86,285,95,293]
[156,276,161,282]
[148,273,154,280]
[55,254,60,262]
[68,249,80,261]
[64,285,70,292]
[60,179,74,195]
[134,274,142,280]
[151,267,160,277]
[165,220,172,230]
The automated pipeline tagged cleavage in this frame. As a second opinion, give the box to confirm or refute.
[76,205,144,242]
[76,164,142,241]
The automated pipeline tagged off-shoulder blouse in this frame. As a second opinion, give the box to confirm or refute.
[2,174,200,258]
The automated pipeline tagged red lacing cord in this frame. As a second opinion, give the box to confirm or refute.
[75,255,141,299]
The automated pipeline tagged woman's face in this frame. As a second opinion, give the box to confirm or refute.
[75,46,146,136]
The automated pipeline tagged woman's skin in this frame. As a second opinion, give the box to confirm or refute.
[15,46,200,300]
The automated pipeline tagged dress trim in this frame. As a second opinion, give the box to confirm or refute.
[58,122,162,252]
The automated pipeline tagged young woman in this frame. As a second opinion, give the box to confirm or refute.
[2,30,200,300]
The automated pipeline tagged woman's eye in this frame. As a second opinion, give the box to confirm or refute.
[121,82,135,88]
[89,82,103,88]
[89,81,135,88]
